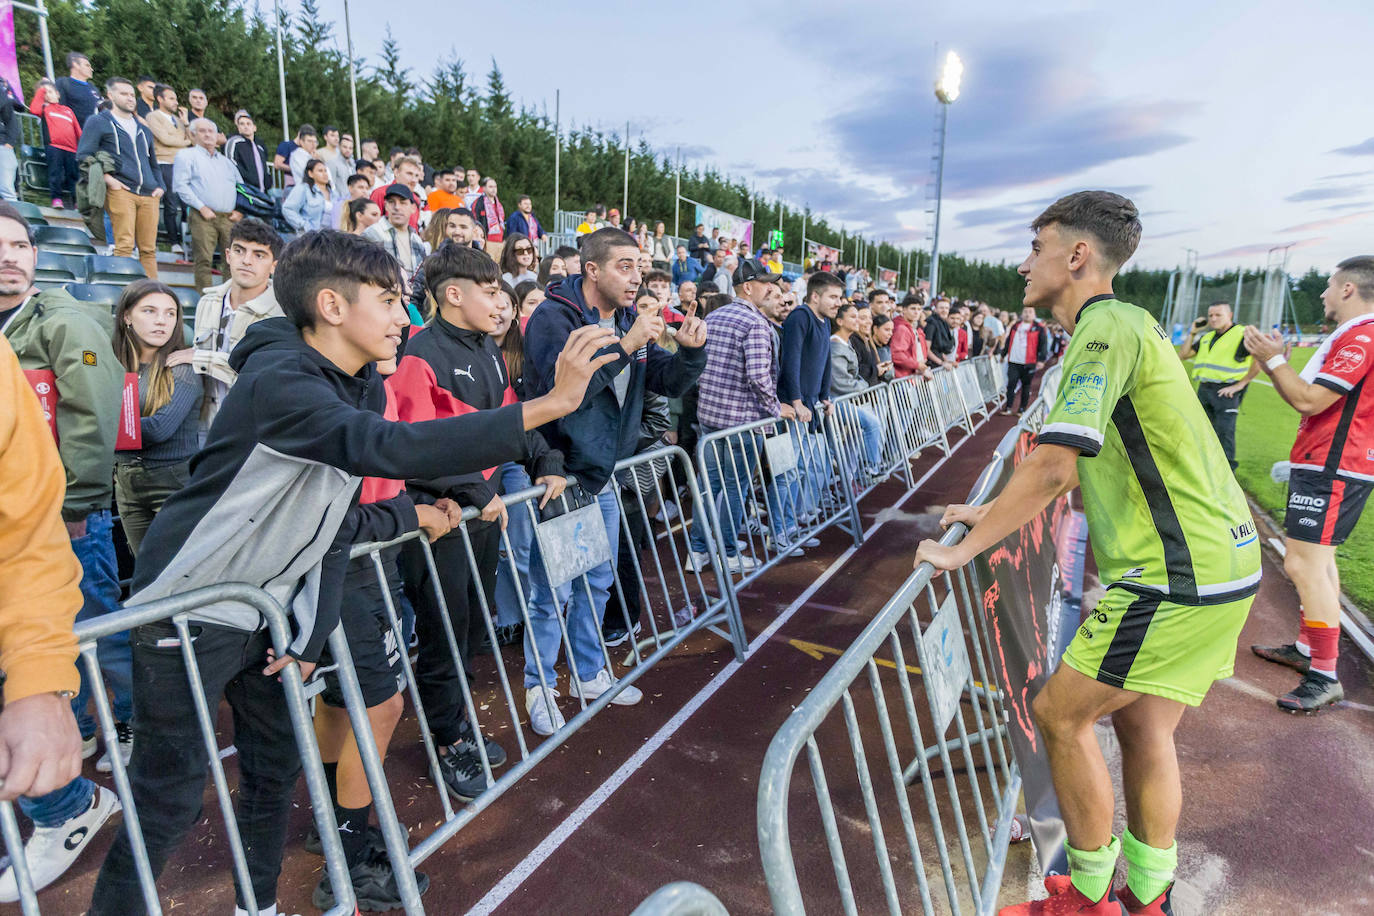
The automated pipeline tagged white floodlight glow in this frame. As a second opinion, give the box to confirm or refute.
[935,50,963,103]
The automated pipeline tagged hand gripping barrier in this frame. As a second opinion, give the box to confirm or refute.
[328,445,744,913]
[0,584,356,916]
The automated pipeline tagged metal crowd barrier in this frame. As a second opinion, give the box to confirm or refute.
[692,357,1002,610]
[327,445,743,913]
[756,365,1063,916]
[631,881,731,915]
[0,584,355,916]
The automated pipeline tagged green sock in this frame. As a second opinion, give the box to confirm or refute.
[1065,836,1120,902]
[1122,828,1177,903]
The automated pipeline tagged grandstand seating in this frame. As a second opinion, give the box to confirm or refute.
[12,200,47,225]
[65,282,127,312]
[85,254,146,284]
[35,225,97,257]
[35,250,86,284]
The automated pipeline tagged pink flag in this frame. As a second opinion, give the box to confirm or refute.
[0,2,19,99]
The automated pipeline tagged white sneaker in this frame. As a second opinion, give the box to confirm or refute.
[95,721,133,773]
[80,734,97,760]
[525,685,565,736]
[171,243,184,254]
[723,554,760,573]
[685,550,713,572]
[577,668,642,706]
[0,785,120,901]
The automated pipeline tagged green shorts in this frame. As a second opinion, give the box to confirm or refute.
[1062,588,1254,706]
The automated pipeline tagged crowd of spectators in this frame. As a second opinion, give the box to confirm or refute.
[0,47,1065,914]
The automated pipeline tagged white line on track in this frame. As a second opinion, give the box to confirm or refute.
[466,419,992,915]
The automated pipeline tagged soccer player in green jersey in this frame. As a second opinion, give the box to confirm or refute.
[916,191,1261,916]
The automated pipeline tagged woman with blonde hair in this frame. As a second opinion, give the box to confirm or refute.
[110,279,203,554]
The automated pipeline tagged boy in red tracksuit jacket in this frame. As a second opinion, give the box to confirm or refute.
[30,80,81,208]
[387,242,565,803]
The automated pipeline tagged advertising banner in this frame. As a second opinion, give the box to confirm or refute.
[973,426,1087,876]
[693,203,753,249]
[0,2,19,98]
[805,238,840,268]
[878,266,898,289]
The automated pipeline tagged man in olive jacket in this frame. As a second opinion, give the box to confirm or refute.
[0,202,124,899]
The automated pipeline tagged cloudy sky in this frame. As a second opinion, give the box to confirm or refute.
[306,0,1371,273]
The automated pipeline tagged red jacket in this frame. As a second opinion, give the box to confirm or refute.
[954,326,970,362]
[30,94,81,153]
[1001,320,1048,366]
[890,315,927,378]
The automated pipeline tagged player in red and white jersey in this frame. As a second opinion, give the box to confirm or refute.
[1245,256,1374,713]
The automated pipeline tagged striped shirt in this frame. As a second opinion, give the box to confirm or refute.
[696,299,780,429]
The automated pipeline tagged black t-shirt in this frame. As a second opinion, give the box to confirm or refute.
[56,76,101,126]
[0,304,20,331]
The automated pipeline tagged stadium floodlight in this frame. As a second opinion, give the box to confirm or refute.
[935,50,963,104]
[929,49,962,297]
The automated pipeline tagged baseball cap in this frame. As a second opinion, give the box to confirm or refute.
[733,259,783,287]
[382,183,416,204]
[233,109,252,121]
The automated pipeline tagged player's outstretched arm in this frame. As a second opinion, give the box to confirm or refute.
[915,443,1079,571]
[1243,326,1340,417]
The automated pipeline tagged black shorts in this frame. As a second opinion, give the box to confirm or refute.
[1284,470,1373,546]
[319,593,405,709]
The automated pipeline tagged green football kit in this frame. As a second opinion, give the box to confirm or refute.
[1037,295,1261,705]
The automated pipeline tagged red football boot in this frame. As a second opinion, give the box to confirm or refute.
[998,877,1128,915]
[1116,883,1173,915]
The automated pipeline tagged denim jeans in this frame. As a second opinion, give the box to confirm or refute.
[791,425,830,517]
[69,510,133,735]
[0,144,17,201]
[523,486,620,689]
[689,428,758,558]
[836,402,885,471]
[18,776,95,828]
[494,462,535,627]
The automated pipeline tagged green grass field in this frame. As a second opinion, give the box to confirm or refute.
[1229,348,1374,611]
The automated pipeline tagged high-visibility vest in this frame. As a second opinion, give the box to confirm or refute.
[1192,323,1251,383]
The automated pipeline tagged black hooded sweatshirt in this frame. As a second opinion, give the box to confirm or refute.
[128,318,528,662]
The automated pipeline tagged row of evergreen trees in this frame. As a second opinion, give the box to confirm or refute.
[13,0,1324,321]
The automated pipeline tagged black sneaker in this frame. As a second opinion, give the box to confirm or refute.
[437,742,493,802]
[304,822,385,857]
[455,720,507,768]
[602,621,642,648]
[1277,672,1344,713]
[312,850,430,912]
[495,622,524,647]
[1251,642,1311,674]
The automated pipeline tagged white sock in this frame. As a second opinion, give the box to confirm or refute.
[1296,640,1311,657]
[233,905,277,916]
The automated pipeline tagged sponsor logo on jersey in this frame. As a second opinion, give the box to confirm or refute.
[1085,340,1109,352]
[1063,361,1107,416]
[1122,566,1145,579]
[1358,335,1372,342]
[1230,521,1256,541]
[1330,345,1366,374]
[1288,492,1326,509]
[1152,323,1168,340]
[1299,516,1319,527]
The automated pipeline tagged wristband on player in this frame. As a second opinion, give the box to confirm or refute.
[1265,354,1286,371]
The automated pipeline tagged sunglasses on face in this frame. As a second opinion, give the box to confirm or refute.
[514,245,534,253]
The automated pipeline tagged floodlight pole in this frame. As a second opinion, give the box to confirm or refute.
[553,90,560,215]
[343,0,360,150]
[674,146,680,238]
[929,101,949,299]
[273,0,289,140]
[622,120,629,218]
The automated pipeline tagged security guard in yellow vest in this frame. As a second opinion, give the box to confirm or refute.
[1179,301,1258,469]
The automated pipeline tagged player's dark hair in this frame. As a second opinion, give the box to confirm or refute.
[274,230,403,331]
[1031,190,1141,270]
[1335,256,1374,302]
[0,200,36,245]
[644,269,671,286]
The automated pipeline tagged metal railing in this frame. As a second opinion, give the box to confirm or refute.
[756,364,1062,916]
[632,881,731,916]
[0,584,355,916]
[319,445,742,913]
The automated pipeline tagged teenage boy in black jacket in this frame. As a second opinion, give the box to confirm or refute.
[88,230,620,916]
[388,242,566,800]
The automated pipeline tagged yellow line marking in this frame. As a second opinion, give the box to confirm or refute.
[787,637,993,690]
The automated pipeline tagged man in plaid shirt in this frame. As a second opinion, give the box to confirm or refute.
[688,260,798,572]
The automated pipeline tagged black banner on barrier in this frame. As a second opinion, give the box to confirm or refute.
[974,426,1087,876]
